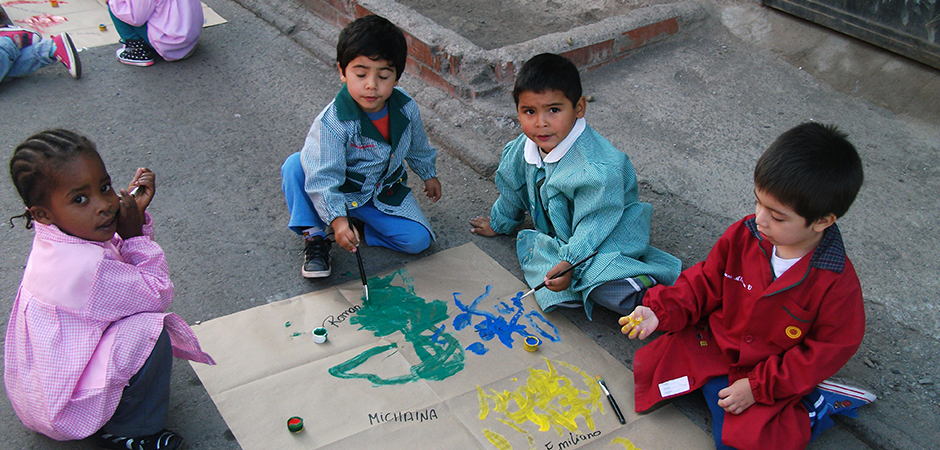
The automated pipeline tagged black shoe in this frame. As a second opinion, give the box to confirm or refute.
[95,429,183,450]
[302,235,331,278]
[116,39,156,67]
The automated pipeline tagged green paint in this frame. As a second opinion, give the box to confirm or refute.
[291,332,305,337]
[329,269,464,385]
[285,321,292,327]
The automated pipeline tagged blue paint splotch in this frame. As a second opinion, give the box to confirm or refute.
[452,287,560,355]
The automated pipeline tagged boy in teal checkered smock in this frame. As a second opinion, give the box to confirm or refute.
[470,53,681,319]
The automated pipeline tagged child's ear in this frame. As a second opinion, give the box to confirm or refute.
[575,96,587,119]
[29,206,53,225]
[337,62,347,83]
[811,213,837,233]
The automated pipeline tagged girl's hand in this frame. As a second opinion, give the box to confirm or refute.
[331,216,359,252]
[543,260,573,292]
[717,378,756,415]
[116,189,144,239]
[469,216,497,237]
[619,306,659,340]
[423,177,441,202]
[127,167,155,213]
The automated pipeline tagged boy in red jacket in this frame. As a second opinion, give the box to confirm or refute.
[620,122,873,450]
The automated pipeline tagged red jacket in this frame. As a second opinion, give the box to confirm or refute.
[633,216,864,450]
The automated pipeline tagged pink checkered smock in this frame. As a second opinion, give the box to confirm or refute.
[4,214,215,441]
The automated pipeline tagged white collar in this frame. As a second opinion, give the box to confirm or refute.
[524,118,586,168]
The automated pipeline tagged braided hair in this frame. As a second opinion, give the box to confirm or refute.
[9,129,99,228]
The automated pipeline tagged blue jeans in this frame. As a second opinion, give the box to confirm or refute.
[280,152,431,254]
[1,36,55,82]
[702,376,833,450]
[102,329,173,436]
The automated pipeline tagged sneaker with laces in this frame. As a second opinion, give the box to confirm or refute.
[0,26,41,50]
[95,429,183,450]
[116,39,155,67]
[817,379,876,418]
[50,32,80,78]
[302,235,331,278]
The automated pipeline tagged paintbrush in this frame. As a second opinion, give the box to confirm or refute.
[597,375,626,424]
[521,250,599,298]
[345,204,369,302]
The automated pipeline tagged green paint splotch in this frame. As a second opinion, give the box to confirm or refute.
[328,269,465,385]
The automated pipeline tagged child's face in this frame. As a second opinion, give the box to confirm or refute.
[516,89,586,152]
[754,188,835,259]
[31,153,120,242]
[338,55,398,113]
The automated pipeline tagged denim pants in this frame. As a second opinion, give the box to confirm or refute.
[1,37,55,81]
[280,152,431,254]
[102,328,173,437]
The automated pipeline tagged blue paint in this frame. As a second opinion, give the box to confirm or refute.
[466,342,489,355]
[452,287,561,355]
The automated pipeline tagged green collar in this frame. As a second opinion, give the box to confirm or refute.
[334,85,410,148]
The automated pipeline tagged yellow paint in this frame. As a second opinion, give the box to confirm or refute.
[483,429,513,450]
[610,436,642,449]
[620,315,644,338]
[477,358,604,447]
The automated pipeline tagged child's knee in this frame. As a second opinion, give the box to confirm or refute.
[280,152,303,181]
[399,230,432,254]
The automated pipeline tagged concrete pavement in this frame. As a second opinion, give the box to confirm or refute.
[0,0,938,449]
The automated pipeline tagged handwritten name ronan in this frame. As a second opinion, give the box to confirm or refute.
[322,304,362,328]
[369,408,439,425]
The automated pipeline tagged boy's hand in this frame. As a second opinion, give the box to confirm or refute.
[127,167,155,213]
[116,189,144,240]
[543,260,573,292]
[619,306,659,340]
[469,216,497,237]
[717,378,756,415]
[331,217,359,252]
[423,177,441,202]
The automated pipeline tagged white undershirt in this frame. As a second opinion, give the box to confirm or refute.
[771,245,801,278]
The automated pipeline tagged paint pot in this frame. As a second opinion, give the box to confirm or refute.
[49,0,58,7]
[523,336,541,352]
[99,24,107,31]
[287,416,304,433]
[312,327,328,344]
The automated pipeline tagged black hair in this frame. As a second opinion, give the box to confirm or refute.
[9,129,99,228]
[754,122,864,225]
[336,15,408,81]
[512,53,582,107]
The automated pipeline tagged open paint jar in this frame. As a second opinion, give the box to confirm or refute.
[312,327,328,344]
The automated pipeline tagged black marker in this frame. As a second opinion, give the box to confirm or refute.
[597,376,626,424]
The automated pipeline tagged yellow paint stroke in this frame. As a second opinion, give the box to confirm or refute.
[478,358,605,449]
[610,437,642,449]
[483,429,512,450]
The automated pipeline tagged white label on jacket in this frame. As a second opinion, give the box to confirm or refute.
[658,376,691,397]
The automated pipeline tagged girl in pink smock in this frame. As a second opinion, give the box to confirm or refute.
[108,0,203,66]
[5,129,215,450]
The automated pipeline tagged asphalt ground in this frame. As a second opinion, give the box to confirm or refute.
[1,0,938,449]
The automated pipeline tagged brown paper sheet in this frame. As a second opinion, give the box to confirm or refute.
[2,0,225,50]
[190,243,713,450]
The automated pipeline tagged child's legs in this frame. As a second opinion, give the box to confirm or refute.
[701,376,738,450]
[349,201,431,254]
[587,278,653,315]
[281,152,328,237]
[108,8,150,45]
[2,38,55,80]
[102,329,172,436]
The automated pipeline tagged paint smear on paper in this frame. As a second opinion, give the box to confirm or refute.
[478,358,604,447]
[453,287,560,355]
[328,269,465,385]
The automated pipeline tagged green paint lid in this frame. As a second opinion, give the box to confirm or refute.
[287,416,304,432]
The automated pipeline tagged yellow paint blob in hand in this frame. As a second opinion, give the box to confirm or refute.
[620,314,644,338]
